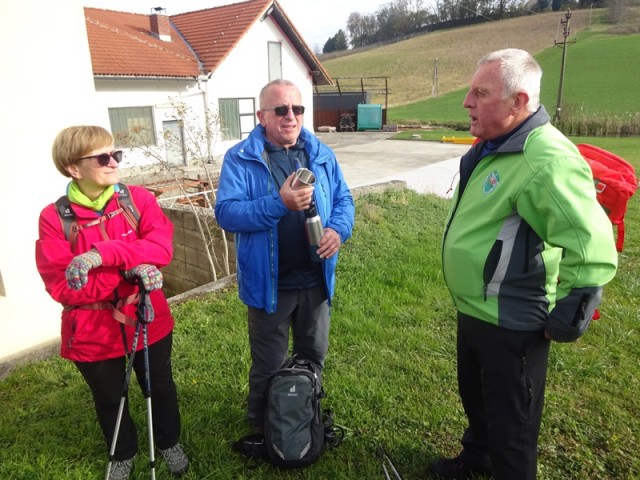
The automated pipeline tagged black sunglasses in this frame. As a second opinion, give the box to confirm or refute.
[79,150,123,166]
[265,105,305,116]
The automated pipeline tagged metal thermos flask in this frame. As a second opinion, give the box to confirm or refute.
[304,203,324,262]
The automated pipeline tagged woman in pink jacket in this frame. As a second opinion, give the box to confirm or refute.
[35,125,188,479]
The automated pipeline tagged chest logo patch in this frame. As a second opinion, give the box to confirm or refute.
[483,171,500,194]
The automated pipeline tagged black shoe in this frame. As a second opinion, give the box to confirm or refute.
[427,455,493,479]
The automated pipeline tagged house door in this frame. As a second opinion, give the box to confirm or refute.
[163,120,185,165]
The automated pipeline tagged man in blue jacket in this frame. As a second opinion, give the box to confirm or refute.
[215,79,355,431]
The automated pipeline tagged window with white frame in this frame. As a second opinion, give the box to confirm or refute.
[219,98,257,141]
[109,106,156,147]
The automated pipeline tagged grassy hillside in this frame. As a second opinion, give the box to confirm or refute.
[321,9,597,107]
[320,8,640,127]
[538,31,640,115]
[388,29,640,125]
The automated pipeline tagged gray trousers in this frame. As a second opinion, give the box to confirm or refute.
[246,285,330,427]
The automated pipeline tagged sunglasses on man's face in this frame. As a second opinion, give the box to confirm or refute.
[79,150,123,167]
[265,105,306,116]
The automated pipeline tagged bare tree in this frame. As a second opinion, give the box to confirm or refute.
[116,97,231,282]
[607,0,633,28]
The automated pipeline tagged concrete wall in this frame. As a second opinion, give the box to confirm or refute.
[161,204,236,298]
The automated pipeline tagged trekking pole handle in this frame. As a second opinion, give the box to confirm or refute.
[136,278,155,324]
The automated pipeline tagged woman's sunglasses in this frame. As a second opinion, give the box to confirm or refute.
[265,105,305,116]
[79,150,123,167]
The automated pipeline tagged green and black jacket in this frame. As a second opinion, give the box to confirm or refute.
[442,106,618,342]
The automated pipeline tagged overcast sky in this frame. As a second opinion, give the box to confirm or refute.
[81,0,393,51]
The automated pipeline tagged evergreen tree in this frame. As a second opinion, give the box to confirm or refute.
[334,29,348,51]
[323,36,336,54]
[323,30,349,53]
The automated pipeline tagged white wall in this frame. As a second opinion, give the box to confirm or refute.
[0,1,105,362]
[94,78,209,166]
[210,16,315,122]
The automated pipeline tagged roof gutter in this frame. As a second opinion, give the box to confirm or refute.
[94,75,197,81]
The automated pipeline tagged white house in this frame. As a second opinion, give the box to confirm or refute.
[0,0,331,372]
[87,0,331,168]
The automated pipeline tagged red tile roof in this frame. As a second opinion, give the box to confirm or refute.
[85,8,201,77]
[171,0,270,73]
[84,0,332,85]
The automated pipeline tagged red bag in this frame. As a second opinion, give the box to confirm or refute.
[577,144,638,252]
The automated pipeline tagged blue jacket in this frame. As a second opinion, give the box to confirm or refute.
[214,125,355,313]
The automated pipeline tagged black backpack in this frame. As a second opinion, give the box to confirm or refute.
[263,356,326,468]
[233,355,343,469]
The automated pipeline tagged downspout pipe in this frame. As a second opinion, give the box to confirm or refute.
[196,73,213,163]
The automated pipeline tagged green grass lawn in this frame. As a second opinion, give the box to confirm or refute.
[1,138,638,479]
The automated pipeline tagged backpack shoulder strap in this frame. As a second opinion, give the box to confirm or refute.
[115,183,141,231]
[55,184,142,246]
[54,195,79,245]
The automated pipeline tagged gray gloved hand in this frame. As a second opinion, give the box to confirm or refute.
[65,249,103,290]
[123,264,163,292]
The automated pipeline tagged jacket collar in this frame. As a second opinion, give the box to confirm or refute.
[494,105,550,154]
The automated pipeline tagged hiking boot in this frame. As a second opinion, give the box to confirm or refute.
[107,457,134,480]
[158,443,189,476]
[427,455,493,479]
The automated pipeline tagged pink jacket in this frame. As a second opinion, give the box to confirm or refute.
[36,185,175,362]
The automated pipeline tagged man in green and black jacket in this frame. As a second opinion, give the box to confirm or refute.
[428,49,618,480]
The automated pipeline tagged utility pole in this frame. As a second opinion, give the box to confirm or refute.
[432,58,439,97]
[553,9,575,124]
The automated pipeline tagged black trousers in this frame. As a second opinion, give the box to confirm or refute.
[457,312,550,480]
[75,332,181,461]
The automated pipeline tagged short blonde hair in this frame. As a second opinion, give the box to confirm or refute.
[51,126,114,177]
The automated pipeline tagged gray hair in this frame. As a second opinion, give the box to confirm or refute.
[259,79,300,109]
[478,49,542,113]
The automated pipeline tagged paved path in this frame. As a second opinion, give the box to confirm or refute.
[316,131,470,198]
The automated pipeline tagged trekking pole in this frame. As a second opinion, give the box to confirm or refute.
[382,462,392,480]
[377,445,404,480]
[105,320,142,480]
[137,281,156,480]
